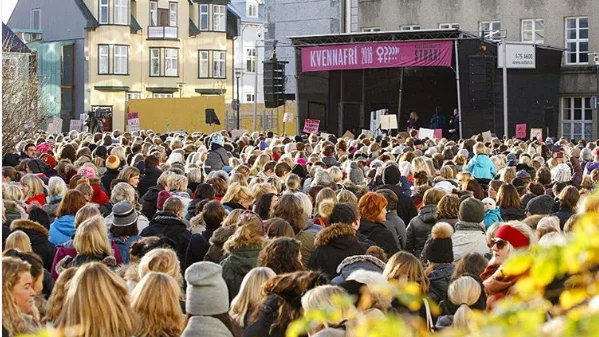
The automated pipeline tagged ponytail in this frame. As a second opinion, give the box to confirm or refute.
[452,304,473,329]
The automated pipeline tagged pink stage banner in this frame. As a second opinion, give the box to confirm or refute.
[301,40,453,72]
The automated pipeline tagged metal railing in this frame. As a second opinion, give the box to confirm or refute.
[147,26,178,39]
[225,110,279,132]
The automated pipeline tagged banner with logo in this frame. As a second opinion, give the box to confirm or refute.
[301,40,452,72]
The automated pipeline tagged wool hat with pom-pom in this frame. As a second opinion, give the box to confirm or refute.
[423,222,454,263]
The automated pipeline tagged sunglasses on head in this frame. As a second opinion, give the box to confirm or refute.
[491,238,508,250]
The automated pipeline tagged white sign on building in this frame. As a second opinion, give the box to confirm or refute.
[498,43,536,69]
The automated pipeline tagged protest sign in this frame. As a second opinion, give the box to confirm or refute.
[342,130,355,139]
[433,129,443,139]
[303,119,320,134]
[283,112,293,123]
[361,130,373,138]
[398,131,410,139]
[69,120,82,132]
[127,112,140,132]
[418,128,435,139]
[380,115,398,130]
[482,131,493,143]
[230,129,248,139]
[530,128,543,141]
[516,123,527,139]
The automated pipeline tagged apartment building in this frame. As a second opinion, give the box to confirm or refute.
[8,0,240,131]
[359,0,599,140]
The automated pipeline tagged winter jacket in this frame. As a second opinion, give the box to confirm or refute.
[500,206,525,221]
[466,154,497,180]
[358,219,399,256]
[185,198,204,221]
[108,233,141,264]
[25,194,46,206]
[104,211,149,232]
[331,255,387,285]
[101,168,120,195]
[171,191,192,219]
[51,240,122,277]
[61,253,117,270]
[483,208,503,229]
[204,226,236,263]
[3,200,27,227]
[49,215,76,246]
[243,296,287,337]
[204,146,230,174]
[140,185,164,219]
[570,156,583,188]
[452,221,489,262]
[223,201,247,213]
[10,220,56,271]
[481,264,526,310]
[184,228,217,269]
[140,212,192,261]
[221,243,263,300]
[551,207,574,230]
[375,184,418,224]
[42,197,62,221]
[296,221,322,267]
[138,167,162,197]
[182,316,233,337]
[405,204,437,258]
[383,210,406,250]
[428,263,455,305]
[584,161,599,175]
[307,224,369,280]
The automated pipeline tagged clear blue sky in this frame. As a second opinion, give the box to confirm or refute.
[2,0,18,23]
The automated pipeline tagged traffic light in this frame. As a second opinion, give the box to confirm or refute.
[263,60,288,108]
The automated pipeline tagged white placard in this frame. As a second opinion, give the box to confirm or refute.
[231,129,248,139]
[283,112,293,123]
[69,120,82,132]
[380,115,398,130]
[498,43,536,69]
[418,128,435,139]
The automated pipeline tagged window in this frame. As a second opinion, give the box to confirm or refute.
[150,1,158,26]
[99,0,109,24]
[439,23,459,29]
[248,3,257,18]
[98,45,109,74]
[126,92,142,101]
[361,27,381,32]
[199,5,209,30]
[213,51,226,78]
[153,93,173,98]
[213,5,226,32]
[522,19,544,44]
[31,8,40,30]
[245,92,255,103]
[480,21,501,41]
[199,50,209,78]
[562,97,593,141]
[169,2,177,26]
[400,25,420,31]
[113,46,128,74]
[150,48,161,76]
[246,48,256,73]
[114,0,129,25]
[565,17,589,64]
[165,48,178,76]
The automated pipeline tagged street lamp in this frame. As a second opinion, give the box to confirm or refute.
[234,68,243,129]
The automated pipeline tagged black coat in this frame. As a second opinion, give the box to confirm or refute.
[138,167,162,197]
[307,224,369,280]
[375,184,418,225]
[500,206,525,221]
[405,204,437,258]
[101,169,120,195]
[140,212,191,261]
[184,228,216,270]
[185,198,203,221]
[552,207,574,230]
[428,263,455,305]
[10,220,56,271]
[243,296,286,337]
[358,219,399,256]
[140,185,164,220]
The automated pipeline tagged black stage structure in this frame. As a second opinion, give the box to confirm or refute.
[290,29,563,138]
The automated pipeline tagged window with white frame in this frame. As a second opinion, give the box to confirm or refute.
[150,48,161,76]
[199,5,209,30]
[99,0,109,24]
[439,23,459,29]
[98,45,109,74]
[114,0,129,25]
[361,27,381,32]
[213,51,226,78]
[565,17,589,65]
[213,5,226,32]
[480,21,501,41]
[562,97,593,141]
[31,8,41,30]
[400,25,420,31]
[113,46,128,74]
[199,50,209,78]
[126,92,142,101]
[522,19,544,44]
[153,93,173,98]
[245,92,255,103]
[246,48,256,73]
[150,1,158,26]
[165,48,178,76]
[169,2,177,27]
[247,3,257,18]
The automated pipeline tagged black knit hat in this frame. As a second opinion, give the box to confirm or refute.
[458,197,485,223]
[424,222,454,263]
[28,206,51,229]
[526,195,555,215]
[382,164,401,185]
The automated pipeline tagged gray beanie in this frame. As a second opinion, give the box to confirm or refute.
[458,197,485,223]
[185,262,229,315]
[347,162,364,185]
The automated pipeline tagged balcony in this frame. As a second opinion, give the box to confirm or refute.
[147,26,178,39]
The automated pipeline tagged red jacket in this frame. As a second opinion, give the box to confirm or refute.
[91,183,110,206]
[25,194,46,206]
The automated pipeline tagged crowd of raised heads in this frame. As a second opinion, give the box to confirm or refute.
[2,128,598,336]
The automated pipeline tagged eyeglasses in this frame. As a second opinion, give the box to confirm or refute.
[491,238,508,250]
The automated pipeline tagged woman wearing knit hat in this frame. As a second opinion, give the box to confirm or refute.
[423,222,455,305]
[101,155,121,194]
[452,198,490,262]
[480,222,537,310]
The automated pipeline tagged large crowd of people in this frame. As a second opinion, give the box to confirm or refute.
[1,128,597,337]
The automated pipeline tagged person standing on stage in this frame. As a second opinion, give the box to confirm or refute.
[407,111,421,130]
[449,108,460,140]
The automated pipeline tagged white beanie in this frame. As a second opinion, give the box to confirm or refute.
[551,163,572,183]
[185,262,229,315]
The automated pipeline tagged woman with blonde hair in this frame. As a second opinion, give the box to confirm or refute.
[436,194,460,227]
[465,142,496,181]
[412,157,436,178]
[384,252,430,310]
[116,166,141,190]
[20,174,46,206]
[110,146,127,164]
[2,257,38,336]
[137,248,182,289]
[221,212,266,299]
[221,182,253,211]
[131,272,185,337]
[435,275,486,330]
[55,262,135,337]
[301,285,355,335]
[229,267,276,331]
[4,231,32,252]
[43,267,76,325]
